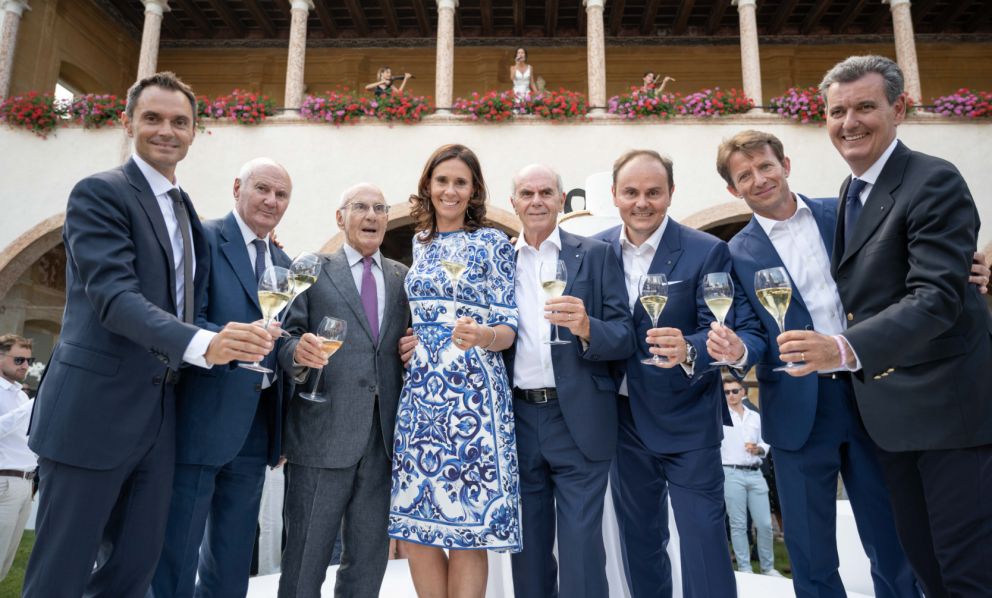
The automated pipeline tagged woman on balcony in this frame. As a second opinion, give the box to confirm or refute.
[365,66,411,98]
[510,47,538,99]
[388,144,521,597]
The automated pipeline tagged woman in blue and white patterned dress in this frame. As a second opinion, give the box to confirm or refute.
[389,144,520,596]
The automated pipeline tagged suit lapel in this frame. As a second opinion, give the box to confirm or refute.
[379,258,406,347]
[559,230,585,297]
[219,213,262,312]
[124,159,177,306]
[836,143,904,270]
[325,249,375,343]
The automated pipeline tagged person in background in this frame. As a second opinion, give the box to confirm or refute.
[365,66,412,98]
[0,334,36,581]
[511,47,538,99]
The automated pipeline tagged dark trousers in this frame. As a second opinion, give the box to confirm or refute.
[151,401,269,597]
[510,398,611,598]
[278,409,390,598]
[23,400,175,598]
[773,377,918,598]
[874,443,992,598]
[611,396,735,598]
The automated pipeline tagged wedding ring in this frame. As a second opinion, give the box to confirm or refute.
[800,352,806,362]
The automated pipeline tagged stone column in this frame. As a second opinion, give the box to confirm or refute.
[284,0,314,111]
[434,0,458,113]
[0,0,30,98]
[583,0,606,114]
[733,0,763,112]
[885,0,921,104]
[137,0,169,81]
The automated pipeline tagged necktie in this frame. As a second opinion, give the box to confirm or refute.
[167,188,194,323]
[251,239,267,282]
[843,178,868,250]
[361,256,380,342]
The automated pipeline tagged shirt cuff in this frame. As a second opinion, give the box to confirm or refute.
[183,329,216,369]
[730,345,749,370]
[838,334,863,372]
[679,361,694,377]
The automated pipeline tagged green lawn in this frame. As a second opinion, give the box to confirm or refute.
[0,530,33,597]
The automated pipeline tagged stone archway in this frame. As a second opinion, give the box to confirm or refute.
[682,201,753,242]
[0,214,67,349]
[0,214,65,301]
[319,203,521,265]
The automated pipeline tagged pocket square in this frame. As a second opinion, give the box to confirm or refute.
[668,279,685,286]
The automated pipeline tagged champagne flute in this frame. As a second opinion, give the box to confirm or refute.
[541,260,570,346]
[239,266,293,373]
[639,273,669,365]
[703,272,737,366]
[277,252,322,336]
[299,316,348,403]
[439,233,469,327]
[754,266,801,372]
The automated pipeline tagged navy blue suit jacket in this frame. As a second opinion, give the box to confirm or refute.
[29,158,208,470]
[503,229,636,461]
[175,212,290,467]
[730,196,838,451]
[595,220,744,454]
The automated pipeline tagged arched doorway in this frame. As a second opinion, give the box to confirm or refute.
[319,203,522,266]
[683,202,753,242]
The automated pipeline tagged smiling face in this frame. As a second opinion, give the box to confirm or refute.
[613,154,673,246]
[337,185,388,257]
[122,85,195,182]
[429,158,474,232]
[511,165,564,246]
[725,144,794,220]
[234,162,292,238]
[826,72,906,176]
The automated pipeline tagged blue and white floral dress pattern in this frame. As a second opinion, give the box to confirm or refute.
[388,227,521,552]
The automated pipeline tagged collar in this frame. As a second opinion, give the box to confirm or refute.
[515,226,562,253]
[753,194,811,236]
[0,377,22,393]
[132,153,181,198]
[620,215,668,252]
[853,138,899,186]
[343,242,382,270]
[231,210,267,247]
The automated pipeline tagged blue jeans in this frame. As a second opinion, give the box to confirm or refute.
[723,466,774,573]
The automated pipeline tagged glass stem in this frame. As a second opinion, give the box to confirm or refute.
[308,367,324,395]
[553,323,561,343]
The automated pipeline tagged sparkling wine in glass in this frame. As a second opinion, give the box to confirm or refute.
[638,273,669,365]
[299,316,348,403]
[277,252,322,336]
[703,272,737,366]
[439,234,469,326]
[240,266,293,373]
[754,266,801,372]
[541,260,570,346]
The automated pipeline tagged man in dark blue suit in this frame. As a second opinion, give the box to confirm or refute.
[503,164,635,598]
[24,73,274,598]
[707,130,918,598]
[777,56,992,597]
[151,158,294,597]
[594,150,748,598]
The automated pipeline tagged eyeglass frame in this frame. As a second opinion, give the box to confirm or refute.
[343,201,390,216]
[0,355,35,366]
[723,387,745,396]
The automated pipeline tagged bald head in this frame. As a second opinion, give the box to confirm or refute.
[336,182,389,257]
[233,157,292,238]
[339,182,385,210]
[511,164,563,198]
[238,157,290,187]
[511,163,565,247]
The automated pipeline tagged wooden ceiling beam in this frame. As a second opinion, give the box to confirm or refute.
[911,0,940,30]
[768,0,799,34]
[241,0,277,37]
[380,0,399,36]
[313,0,338,37]
[513,0,525,36]
[799,0,832,35]
[935,0,972,31]
[171,0,212,36]
[411,0,430,36]
[480,0,492,36]
[577,0,585,34]
[832,0,868,33]
[640,0,661,35]
[706,0,731,35]
[608,0,626,36]
[546,0,559,37]
[673,0,696,35]
[965,1,992,33]
[207,0,247,37]
[342,0,369,36]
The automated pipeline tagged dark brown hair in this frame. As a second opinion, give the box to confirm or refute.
[410,144,489,244]
[125,71,197,122]
[716,130,787,188]
[612,149,674,192]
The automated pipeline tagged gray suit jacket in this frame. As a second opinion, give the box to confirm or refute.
[279,248,410,468]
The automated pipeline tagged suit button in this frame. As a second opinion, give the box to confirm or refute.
[152,375,163,385]
[368,385,376,393]
[254,384,262,392]
[846,313,854,321]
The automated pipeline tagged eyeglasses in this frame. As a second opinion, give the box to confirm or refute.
[724,388,744,395]
[7,356,35,366]
[344,202,389,215]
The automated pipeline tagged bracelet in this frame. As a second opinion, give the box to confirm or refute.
[832,335,848,369]
[482,326,498,351]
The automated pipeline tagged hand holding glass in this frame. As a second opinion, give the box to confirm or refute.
[541,260,570,346]
[240,266,292,373]
[639,274,669,365]
[299,316,348,403]
[754,266,802,372]
[439,234,469,326]
[703,272,736,366]
[276,252,322,336]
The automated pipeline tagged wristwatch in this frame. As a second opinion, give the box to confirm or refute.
[684,341,697,366]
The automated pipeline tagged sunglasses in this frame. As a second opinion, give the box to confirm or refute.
[8,357,35,366]
[724,388,744,395]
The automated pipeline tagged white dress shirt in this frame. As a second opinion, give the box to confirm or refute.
[0,377,37,472]
[720,406,769,467]
[131,154,214,367]
[342,243,386,327]
[753,196,848,372]
[513,228,561,390]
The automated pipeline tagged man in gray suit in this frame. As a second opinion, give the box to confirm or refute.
[277,183,409,598]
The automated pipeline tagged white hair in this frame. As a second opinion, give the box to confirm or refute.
[511,163,564,197]
[338,182,386,210]
[237,157,289,186]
